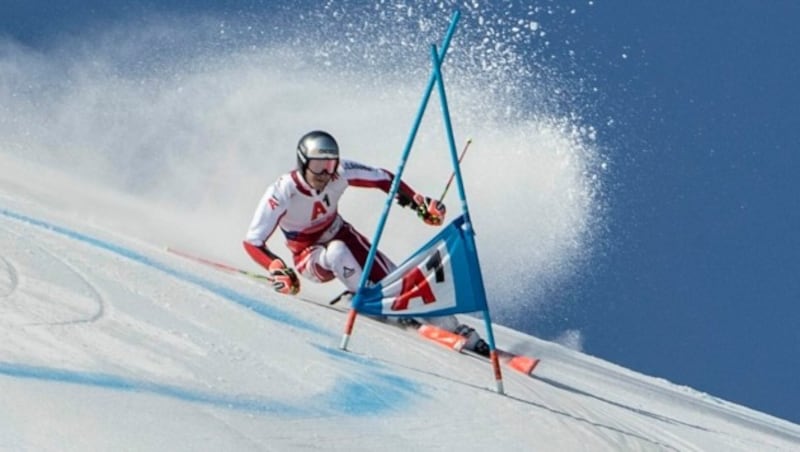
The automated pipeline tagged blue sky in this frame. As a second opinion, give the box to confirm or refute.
[2,1,798,424]
[560,2,800,423]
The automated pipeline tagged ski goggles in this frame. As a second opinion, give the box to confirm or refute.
[306,158,338,175]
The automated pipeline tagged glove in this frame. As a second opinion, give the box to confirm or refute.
[268,260,300,295]
[413,193,446,226]
[395,192,415,208]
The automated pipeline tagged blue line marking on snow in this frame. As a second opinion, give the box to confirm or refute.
[0,361,307,415]
[0,208,325,335]
[0,359,421,416]
[0,207,424,416]
[313,344,423,414]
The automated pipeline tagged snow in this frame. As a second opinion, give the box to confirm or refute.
[1,153,799,451]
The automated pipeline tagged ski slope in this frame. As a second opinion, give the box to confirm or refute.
[1,155,798,451]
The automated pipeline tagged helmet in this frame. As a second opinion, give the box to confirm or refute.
[296,130,339,174]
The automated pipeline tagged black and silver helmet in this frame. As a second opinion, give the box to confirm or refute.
[296,130,339,174]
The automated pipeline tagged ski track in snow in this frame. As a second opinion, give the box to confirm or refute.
[0,254,19,298]
[1,223,105,325]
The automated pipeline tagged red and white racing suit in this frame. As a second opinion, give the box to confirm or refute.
[243,159,418,291]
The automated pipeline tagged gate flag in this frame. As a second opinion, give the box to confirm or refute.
[337,10,506,395]
[354,214,488,317]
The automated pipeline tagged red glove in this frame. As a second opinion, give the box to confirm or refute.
[268,260,300,295]
[413,193,446,226]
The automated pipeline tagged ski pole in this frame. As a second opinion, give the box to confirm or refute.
[166,247,272,282]
[439,138,472,202]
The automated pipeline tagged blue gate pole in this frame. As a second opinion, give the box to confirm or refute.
[340,10,461,350]
[430,43,504,394]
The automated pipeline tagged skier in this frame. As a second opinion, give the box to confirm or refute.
[243,130,489,356]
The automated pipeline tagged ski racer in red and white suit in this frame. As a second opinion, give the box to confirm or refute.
[242,130,489,355]
[243,157,427,292]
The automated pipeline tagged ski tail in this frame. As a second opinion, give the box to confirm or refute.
[507,355,540,375]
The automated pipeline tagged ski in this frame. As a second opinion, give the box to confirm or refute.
[166,247,540,376]
[417,324,540,376]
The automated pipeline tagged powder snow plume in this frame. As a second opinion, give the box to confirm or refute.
[0,1,608,336]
